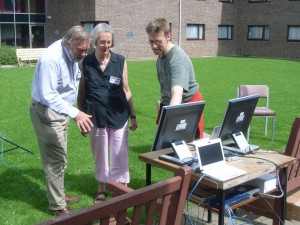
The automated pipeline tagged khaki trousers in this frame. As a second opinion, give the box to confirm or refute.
[30,99,70,210]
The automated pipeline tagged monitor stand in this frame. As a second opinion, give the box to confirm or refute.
[222,132,259,155]
[158,141,197,166]
[158,152,184,165]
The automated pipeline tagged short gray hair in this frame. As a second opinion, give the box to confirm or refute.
[91,23,115,47]
[62,25,91,46]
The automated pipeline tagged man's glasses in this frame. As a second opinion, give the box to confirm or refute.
[76,47,88,54]
[69,43,88,54]
[148,40,164,46]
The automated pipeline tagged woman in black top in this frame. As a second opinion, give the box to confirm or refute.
[78,23,138,203]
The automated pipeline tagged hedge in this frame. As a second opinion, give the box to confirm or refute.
[0,45,18,66]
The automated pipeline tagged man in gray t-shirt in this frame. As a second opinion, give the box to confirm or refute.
[146,18,204,139]
[157,45,199,105]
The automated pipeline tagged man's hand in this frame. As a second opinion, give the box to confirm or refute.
[74,111,93,134]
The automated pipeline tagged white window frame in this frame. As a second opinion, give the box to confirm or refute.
[287,26,300,41]
[218,25,233,40]
[187,24,205,40]
[248,0,271,2]
[81,21,108,33]
[219,0,234,3]
[248,25,269,40]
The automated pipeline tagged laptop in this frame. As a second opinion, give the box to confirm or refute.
[193,138,246,182]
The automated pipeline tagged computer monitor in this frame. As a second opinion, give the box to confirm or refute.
[151,101,205,151]
[218,94,259,143]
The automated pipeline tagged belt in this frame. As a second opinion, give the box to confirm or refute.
[31,99,47,108]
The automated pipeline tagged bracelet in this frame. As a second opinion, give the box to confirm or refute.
[130,115,136,119]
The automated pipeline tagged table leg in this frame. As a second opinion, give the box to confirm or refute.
[218,189,225,225]
[280,167,287,225]
[146,163,152,186]
[207,210,212,223]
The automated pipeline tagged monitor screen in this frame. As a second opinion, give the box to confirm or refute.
[151,101,205,151]
[197,140,224,167]
[218,94,259,142]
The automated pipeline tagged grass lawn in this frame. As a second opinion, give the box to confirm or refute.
[0,56,299,224]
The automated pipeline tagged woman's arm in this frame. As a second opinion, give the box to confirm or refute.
[122,60,138,131]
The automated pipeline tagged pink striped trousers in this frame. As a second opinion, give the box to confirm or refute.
[89,121,130,184]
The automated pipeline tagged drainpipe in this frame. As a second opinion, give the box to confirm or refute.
[12,0,17,46]
[178,0,182,46]
[28,0,32,48]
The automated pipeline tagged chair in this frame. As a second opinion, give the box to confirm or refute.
[238,85,276,141]
[238,116,300,225]
[36,166,191,225]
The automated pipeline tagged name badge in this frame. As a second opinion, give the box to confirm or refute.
[109,76,121,85]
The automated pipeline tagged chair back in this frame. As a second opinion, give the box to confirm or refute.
[284,117,300,193]
[36,166,191,225]
[238,85,269,99]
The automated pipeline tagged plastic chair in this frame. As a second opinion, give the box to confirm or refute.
[238,85,276,141]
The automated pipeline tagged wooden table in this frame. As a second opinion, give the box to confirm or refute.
[139,148,295,225]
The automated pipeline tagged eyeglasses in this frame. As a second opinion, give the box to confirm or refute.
[147,40,165,46]
[76,47,89,54]
[69,43,88,54]
[97,40,112,46]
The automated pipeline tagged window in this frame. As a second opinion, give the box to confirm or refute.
[287,26,300,41]
[4,0,17,11]
[81,21,108,33]
[218,25,233,40]
[248,0,270,2]
[248,26,269,40]
[187,24,205,40]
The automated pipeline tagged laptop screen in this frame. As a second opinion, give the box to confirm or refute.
[195,139,224,167]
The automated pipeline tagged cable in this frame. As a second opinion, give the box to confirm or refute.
[239,155,286,224]
[186,173,207,225]
[226,206,253,225]
[182,154,198,166]
[259,168,284,199]
[255,194,285,225]
[244,156,285,199]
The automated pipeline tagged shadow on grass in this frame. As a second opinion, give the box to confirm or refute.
[0,163,151,209]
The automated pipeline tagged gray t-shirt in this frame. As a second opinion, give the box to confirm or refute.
[156,45,199,105]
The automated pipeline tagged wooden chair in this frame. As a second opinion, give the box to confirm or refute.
[36,166,191,225]
[238,85,276,141]
[239,116,300,224]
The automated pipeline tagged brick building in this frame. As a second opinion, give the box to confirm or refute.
[1,0,299,59]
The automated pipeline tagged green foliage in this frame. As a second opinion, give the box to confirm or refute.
[0,57,299,225]
[0,45,18,65]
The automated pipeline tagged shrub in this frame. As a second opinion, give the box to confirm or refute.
[0,45,18,66]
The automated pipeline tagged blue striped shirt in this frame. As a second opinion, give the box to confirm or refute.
[31,40,80,118]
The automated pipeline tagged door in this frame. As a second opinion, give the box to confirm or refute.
[31,25,45,48]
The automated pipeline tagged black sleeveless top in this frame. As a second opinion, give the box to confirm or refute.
[82,51,129,129]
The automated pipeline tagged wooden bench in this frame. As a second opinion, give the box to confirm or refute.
[36,166,191,225]
[16,48,46,67]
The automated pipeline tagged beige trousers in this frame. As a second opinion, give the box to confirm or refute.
[30,99,70,210]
